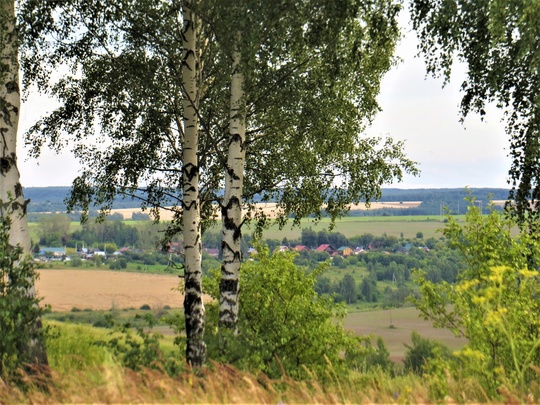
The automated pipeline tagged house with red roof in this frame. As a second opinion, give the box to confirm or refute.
[315,244,336,254]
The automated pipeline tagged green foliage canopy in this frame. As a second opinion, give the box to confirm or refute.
[19,0,417,234]
[410,0,540,230]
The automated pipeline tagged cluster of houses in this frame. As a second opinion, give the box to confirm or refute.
[248,244,368,257]
[36,246,131,261]
[36,241,429,263]
[249,242,429,257]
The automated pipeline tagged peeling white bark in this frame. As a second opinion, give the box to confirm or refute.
[0,1,29,251]
[220,46,246,330]
[181,1,206,367]
[0,0,48,367]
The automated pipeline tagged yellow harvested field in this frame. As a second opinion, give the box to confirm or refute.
[111,201,423,220]
[36,269,210,312]
[349,201,422,210]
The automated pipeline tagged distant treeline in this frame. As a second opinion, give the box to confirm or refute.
[24,186,511,216]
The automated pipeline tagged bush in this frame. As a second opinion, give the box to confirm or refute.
[102,314,183,375]
[0,203,47,378]
[345,336,394,374]
[413,201,540,395]
[140,304,151,310]
[333,255,344,267]
[205,246,355,380]
[143,256,157,266]
[92,314,115,328]
[403,331,452,374]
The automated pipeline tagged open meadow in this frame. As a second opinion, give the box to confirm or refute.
[29,213,457,242]
[246,215,451,240]
[345,307,465,362]
[107,201,451,240]
[36,269,461,362]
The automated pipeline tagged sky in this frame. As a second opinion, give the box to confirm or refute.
[17,13,512,190]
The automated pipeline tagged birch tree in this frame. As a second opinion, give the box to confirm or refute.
[0,0,47,368]
[181,1,206,366]
[220,40,245,331]
[214,0,418,330]
[19,0,417,365]
[19,0,218,366]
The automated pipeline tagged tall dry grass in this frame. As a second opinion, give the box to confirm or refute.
[2,322,539,403]
[2,362,539,404]
[0,363,421,404]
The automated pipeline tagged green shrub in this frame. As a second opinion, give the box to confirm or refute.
[0,203,47,378]
[413,200,540,396]
[204,245,357,380]
[101,314,183,376]
[345,336,394,374]
[92,315,115,328]
[403,331,452,374]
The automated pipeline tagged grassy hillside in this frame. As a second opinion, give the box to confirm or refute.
[245,215,454,240]
[28,215,454,245]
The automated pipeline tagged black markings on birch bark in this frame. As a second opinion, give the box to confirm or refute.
[1,103,15,126]
[0,153,15,175]
[183,162,199,182]
[14,182,22,198]
[11,199,29,215]
[183,285,206,366]
[5,81,18,94]
[221,241,242,263]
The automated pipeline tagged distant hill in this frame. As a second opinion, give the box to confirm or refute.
[24,186,511,216]
[24,187,144,213]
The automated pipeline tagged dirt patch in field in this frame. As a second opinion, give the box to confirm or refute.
[36,269,209,312]
[111,201,423,221]
[348,201,422,211]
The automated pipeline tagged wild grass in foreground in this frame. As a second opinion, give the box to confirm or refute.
[1,319,539,404]
[1,361,539,404]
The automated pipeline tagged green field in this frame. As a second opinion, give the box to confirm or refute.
[344,306,466,362]
[28,214,461,246]
[44,303,464,364]
[235,215,462,240]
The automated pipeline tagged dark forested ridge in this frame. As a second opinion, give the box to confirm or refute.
[24,186,510,215]
[376,187,510,202]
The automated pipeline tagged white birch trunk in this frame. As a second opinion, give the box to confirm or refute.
[0,0,48,367]
[181,1,206,366]
[220,45,246,330]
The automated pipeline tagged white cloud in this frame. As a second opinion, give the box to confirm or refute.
[368,18,511,189]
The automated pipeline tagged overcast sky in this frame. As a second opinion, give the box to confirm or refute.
[17,12,512,190]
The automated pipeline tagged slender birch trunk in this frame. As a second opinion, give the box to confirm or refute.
[0,0,48,367]
[181,0,206,367]
[220,44,246,331]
